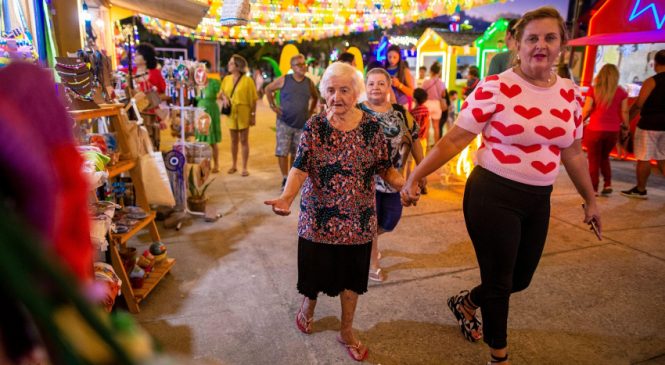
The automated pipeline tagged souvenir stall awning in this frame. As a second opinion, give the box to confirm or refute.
[108,0,210,29]
[568,0,665,86]
[140,0,506,44]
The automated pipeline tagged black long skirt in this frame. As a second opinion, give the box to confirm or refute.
[297,236,372,300]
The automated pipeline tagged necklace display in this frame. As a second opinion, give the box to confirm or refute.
[55,56,99,110]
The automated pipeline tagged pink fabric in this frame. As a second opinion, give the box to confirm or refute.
[587,86,628,132]
[455,69,584,186]
[421,77,445,101]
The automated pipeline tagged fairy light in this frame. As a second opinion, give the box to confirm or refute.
[139,0,503,43]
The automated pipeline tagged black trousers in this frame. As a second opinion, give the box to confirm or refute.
[463,166,552,349]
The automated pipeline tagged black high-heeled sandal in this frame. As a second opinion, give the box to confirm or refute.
[488,353,508,364]
[447,290,483,342]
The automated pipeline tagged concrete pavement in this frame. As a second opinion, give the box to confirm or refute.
[132,100,665,365]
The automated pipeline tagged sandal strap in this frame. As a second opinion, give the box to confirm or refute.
[490,353,508,363]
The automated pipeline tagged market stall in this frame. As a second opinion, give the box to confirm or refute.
[474,18,510,78]
[569,0,665,91]
[568,0,665,159]
[415,28,482,93]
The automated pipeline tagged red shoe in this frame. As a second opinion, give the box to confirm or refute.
[295,298,313,334]
[336,335,368,362]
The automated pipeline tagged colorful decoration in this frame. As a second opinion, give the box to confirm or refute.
[140,0,506,43]
[474,18,509,78]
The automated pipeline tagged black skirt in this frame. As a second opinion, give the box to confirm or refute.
[297,236,372,300]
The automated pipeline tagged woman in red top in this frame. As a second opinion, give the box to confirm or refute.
[582,64,629,195]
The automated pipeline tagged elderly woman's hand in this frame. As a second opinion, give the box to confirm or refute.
[264,197,291,216]
[400,178,420,207]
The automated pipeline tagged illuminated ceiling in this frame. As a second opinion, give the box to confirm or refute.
[140,0,506,44]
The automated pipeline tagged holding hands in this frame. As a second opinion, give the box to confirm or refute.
[400,177,421,207]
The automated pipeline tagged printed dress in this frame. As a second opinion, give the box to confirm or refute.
[293,112,392,245]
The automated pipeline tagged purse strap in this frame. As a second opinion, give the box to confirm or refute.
[229,75,242,99]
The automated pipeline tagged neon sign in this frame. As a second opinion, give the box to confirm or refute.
[628,0,665,29]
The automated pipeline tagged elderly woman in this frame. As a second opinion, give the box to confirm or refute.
[220,54,258,176]
[265,62,404,362]
[358,68,424,282]
[402,7,600,364]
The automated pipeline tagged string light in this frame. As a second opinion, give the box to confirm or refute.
[140,0,505,43]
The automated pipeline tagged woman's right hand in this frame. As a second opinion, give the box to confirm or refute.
[264,197,291,216]
[400,178,421,207]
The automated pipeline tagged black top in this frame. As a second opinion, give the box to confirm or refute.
[638,72,665,131]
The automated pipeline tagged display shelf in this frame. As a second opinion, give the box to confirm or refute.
[70,104,123,122]
[107,159,136,178]
[110,211,157,244]
[133,258,176,301]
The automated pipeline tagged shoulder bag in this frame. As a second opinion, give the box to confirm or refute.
[221,76,242,116]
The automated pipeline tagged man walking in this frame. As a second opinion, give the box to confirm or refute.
[622,50,665,199]
[265,54,319,190]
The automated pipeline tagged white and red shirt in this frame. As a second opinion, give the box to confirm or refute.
[456,69,584,186]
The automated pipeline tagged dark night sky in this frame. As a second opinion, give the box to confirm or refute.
[465,0,570,21]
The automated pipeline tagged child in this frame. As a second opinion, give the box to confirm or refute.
[407,88,430,192]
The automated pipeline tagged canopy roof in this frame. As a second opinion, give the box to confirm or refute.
[140,0,506,44]
[110,0,209,29]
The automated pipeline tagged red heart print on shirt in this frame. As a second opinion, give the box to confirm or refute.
[461,101,468,111]
[495,104,505,113]
[472,108,493,123]
[550,108,571,122]
[491,121,524,136]
[475,87,493,100]
[492,148,521,164]
[486,75,499,81]
[500,83,522,98]
[549,145,560,156]
[560,88,574,103]
[574,114,583,127]
[535,126,566,139]
[514,105,542,119]
[514,144,542,153]
[531,161,557,174]
[483,133,502,144]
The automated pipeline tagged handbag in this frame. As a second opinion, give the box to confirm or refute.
[221,76,242,116]
[139,152,176,207]
[394,104,415,171]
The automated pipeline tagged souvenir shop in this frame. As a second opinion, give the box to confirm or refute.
[1,0,223,362]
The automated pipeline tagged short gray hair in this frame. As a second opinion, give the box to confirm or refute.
[366,68,392,85]
[319,62,363,99]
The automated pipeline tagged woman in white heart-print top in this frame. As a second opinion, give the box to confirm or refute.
[402,6,600,364]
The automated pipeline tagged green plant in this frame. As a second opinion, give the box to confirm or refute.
[188,166,215,200]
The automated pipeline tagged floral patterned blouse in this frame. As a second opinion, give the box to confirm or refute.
[293,111,392,245]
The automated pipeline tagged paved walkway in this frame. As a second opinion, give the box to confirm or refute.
[134,100,665,365]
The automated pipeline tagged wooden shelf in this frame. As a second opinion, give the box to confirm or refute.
[133,258,175,302]
[110,211,157,244]
[70,104,123,121]
[107,159,136,178]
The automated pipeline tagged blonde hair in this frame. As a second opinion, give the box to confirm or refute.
[230,54,248,73]
[319,62,363,98]
[593,64,620,107]
[513,6,568,45]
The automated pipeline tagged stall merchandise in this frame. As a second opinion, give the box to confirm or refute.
[71,104,176,314]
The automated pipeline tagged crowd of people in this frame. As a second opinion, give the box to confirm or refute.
[132,7,663,362]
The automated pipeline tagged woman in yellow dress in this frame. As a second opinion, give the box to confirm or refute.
[220,54,258,176]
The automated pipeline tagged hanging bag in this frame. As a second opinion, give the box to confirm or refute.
[221,76,242,116]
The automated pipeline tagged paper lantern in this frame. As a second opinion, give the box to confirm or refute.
[220,0,251,26]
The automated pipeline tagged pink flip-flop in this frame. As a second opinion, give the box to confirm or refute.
[295,298,312,334]
[336,335,368,362]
